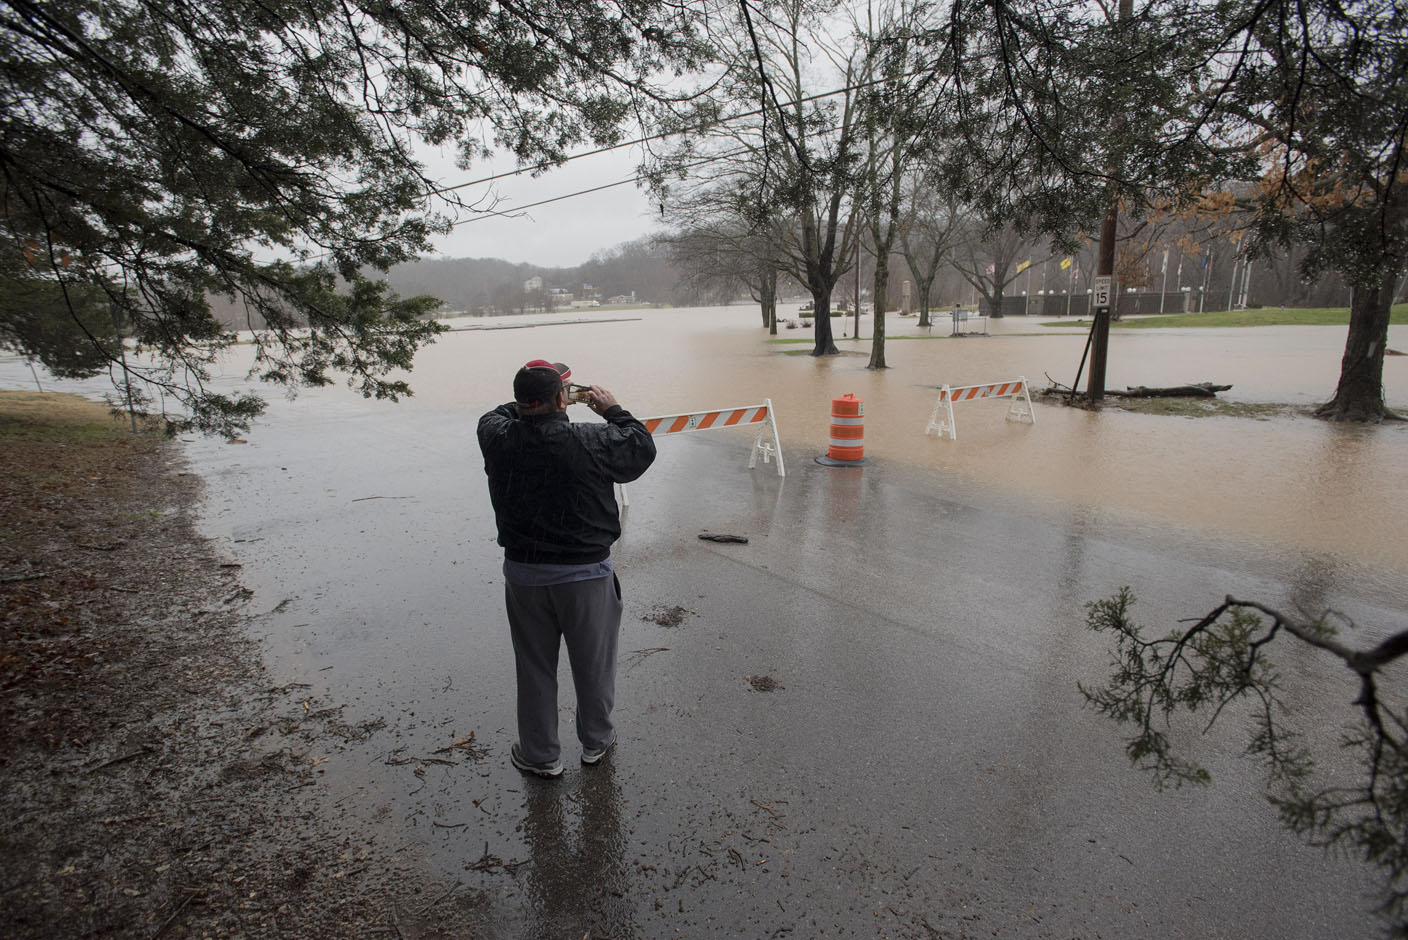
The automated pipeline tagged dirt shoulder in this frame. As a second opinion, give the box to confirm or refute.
[0,392,479,938]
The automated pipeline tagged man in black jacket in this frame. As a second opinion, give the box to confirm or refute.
[478,360,656,778]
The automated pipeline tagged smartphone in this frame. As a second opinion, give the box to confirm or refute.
[567,384,592,404]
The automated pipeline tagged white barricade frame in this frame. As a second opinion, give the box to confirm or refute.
[618,398,785,507]
[925,377,1035,441]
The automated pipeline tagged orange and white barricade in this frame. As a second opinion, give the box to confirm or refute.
[618,399,785,507]
[925,377,1035,440]
[642,399,784,475]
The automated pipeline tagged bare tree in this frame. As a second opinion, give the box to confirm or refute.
[899,178,968,328]
[731,0,869,356]
[855,0,934,368]
[664,220,786,329]
[950,224,1046,319]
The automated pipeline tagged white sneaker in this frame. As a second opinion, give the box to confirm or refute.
[580,736,616,765]
[511,742,563,778]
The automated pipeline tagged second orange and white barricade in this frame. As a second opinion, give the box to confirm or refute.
[925,377,1035,440]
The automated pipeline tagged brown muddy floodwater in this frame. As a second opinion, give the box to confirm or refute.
[389,305,1408,584]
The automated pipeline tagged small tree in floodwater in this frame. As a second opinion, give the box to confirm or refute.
[1082,588,1408,935]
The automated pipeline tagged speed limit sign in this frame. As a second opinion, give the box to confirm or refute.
[1092,275,1114,308]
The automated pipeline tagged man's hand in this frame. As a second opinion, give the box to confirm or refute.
[585,386,618,415]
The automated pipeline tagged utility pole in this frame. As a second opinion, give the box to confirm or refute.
[1086,0,1132,402]
[1087,205,1117,401]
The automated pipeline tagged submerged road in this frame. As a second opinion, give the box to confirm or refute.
[180,386,1399,939]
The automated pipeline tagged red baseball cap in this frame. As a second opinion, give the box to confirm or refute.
[513,360,571,404]
[522,359,571,380]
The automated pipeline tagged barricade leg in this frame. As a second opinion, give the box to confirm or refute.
[925,387,957,440]
[1006,377,1036,424]
[747,398,786,477]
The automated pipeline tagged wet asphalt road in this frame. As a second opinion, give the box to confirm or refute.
[178,388,1397,940]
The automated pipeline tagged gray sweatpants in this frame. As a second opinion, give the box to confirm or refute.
[505,574,623,764]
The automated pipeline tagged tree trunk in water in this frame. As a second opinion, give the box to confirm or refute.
[1316,266,1398,421]
[912,275,934,326]
[761,270,778,335]
[869,251,888,370]
[811,287,838,356]
[916,277,933,328]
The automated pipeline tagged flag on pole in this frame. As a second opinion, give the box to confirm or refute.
[1161,249,1168,273]
[1060,257,1072,270]
[985,262,995,275]
[1016,259,1031,274]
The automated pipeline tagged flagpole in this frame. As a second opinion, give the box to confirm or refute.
[1159,248,1169,314]
[1200,254,1209,312]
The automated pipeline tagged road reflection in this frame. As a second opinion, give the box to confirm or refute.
[519,761,635,940]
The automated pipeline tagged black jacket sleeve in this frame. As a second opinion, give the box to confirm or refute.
[592,405,657,483]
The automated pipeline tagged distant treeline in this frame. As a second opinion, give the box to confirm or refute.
[208,231,1365,332]
[383,237,699,316]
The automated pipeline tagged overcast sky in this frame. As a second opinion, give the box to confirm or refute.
[419,142,665,269]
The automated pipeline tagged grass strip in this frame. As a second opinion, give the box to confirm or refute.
[1042,304,1408,329]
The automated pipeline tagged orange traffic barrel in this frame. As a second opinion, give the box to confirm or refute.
[815,393,868,467]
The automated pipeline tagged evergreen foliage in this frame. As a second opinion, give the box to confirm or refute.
[1083,588,1408,935]
[0,0,702,434]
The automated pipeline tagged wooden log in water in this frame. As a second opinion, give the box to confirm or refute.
[1116,383,1233,398]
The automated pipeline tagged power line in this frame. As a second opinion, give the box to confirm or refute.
[460,177,639,221]
[428,70,913,198]
[450,124,841,227]
[296,70,933,256]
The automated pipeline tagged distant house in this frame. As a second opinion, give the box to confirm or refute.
[524,275,543,292]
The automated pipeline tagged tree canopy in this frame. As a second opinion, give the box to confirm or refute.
[0,0,703,434]
[935,0,1407,418]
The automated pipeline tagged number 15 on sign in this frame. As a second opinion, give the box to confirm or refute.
[1092,276,1114,309]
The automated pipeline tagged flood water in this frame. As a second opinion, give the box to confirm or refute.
[6,305,1407,938]
[380,305,1408,584]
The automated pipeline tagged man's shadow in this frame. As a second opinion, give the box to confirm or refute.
[520,760,635,939]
